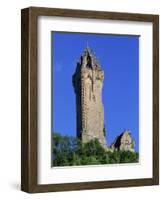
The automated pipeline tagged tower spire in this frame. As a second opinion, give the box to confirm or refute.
[81,45,101,69]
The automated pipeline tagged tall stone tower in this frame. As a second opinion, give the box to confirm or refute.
[73,47,107,148]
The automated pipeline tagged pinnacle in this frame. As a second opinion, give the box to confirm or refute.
[81,46,101,69]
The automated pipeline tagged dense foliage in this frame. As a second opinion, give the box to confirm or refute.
[52,133,139,166]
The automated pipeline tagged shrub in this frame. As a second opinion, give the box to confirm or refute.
[52,133,139,166]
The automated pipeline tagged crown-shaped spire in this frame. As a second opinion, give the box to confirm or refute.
[80,46,101,69]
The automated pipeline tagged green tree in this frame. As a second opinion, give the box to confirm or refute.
[52,133,139,166]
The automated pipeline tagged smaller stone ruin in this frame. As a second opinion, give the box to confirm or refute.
[111,129,135,152]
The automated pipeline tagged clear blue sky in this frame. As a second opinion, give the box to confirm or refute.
[52,32,139,152]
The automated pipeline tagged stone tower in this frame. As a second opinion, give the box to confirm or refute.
[73,47,107,148]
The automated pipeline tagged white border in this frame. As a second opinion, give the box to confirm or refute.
[37,16,153,184]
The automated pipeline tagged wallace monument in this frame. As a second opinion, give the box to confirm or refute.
[73,47,135,152]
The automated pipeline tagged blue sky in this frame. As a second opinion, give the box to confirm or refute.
[52,32,139,152]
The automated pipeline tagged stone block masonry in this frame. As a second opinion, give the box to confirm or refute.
[73,47,107,148]
[72,47,135,152]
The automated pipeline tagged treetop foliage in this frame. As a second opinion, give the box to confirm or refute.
[52,132,139,167]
